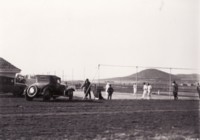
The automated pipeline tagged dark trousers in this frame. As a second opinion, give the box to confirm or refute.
[84,90,91,99]
[173,92,178,100]
[107,93,112,100]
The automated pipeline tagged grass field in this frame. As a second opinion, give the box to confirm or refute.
[0,92,199,140]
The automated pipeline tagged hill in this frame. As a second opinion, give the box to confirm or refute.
[176,74,200,81]
[126,69,178,80]
[100,69,199,84]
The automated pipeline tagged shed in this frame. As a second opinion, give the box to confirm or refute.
[0,57,21,78]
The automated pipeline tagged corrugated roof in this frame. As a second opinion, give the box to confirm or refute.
[0,57,21,73]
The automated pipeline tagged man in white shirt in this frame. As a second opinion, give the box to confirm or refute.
[142,82,148,99]
[105,83,110,98]
[147,83,152,99]
[133,83,137,95]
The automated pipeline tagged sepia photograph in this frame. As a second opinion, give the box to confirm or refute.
[0,0,199,139]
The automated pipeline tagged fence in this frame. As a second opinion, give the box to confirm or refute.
[96,64,199,98]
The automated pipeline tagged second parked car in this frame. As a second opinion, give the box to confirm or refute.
[24,75,75,101]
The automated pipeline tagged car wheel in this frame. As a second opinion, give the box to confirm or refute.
[26,85,38,99]
[43,87,51,101]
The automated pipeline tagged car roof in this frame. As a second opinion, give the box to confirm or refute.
[35,75,60,79]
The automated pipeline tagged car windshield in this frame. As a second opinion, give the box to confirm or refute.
[57,79,61,84]
[15,75,26,84]
[51,76,61,84]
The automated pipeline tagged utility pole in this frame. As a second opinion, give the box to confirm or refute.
[72,69,74,84]
[62,70,64,81]
[98,64,100,86]
[83,67,85,80]
[136,66,138,84]
[169,68,172,99]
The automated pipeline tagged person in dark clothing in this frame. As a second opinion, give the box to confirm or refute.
[172,81,178,100]
[197,83,200,99]
[107,84,114,100]
[81,78,91,99]
[92,84,105,100]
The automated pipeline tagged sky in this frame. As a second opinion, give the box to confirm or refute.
[0,0,199,80]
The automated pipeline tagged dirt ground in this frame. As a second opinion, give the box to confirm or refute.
[0,92,199,140]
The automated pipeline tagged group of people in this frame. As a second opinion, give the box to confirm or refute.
[133,82,152,99]
[81,78,200,100]
[133,81,199,100]
[141,83,152,99]
[81,78,114,100]
[105,83,114,100]
[133,81,178,100]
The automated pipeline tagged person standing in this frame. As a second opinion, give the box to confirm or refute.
[142,82,148,99]
[147,83,152,100]
[197,83,200,99]
[81,78,91,99]
[172,81,178,100]
[133,83,137,95]
[107,84,114,100]
[105,82,110,98]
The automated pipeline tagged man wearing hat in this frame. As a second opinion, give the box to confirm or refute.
[172,81,178,100]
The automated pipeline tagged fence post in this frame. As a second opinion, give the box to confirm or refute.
[169,68,172,99]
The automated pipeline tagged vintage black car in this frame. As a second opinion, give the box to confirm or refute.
[24,75,75,101]
[0,75,27,96]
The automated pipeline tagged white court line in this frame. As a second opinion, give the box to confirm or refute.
[0,109,199,118]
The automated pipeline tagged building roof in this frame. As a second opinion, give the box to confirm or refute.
[0,57,21,73]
